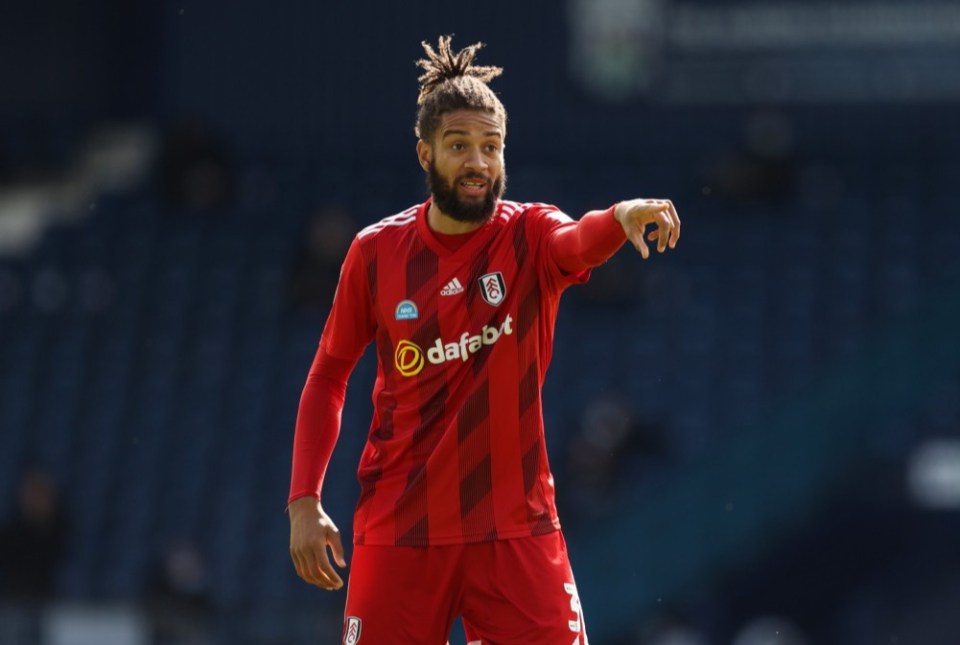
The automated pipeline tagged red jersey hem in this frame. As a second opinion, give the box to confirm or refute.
[354,521,562,546]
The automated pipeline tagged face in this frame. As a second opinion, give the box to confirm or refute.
[418,110,506,223]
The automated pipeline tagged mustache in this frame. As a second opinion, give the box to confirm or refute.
[456,173,491,183]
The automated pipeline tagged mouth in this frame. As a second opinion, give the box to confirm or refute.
[457,176,489,198]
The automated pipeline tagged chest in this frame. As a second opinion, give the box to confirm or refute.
[375,224,536,347]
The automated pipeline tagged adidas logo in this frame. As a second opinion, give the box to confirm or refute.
[440,278,464,296]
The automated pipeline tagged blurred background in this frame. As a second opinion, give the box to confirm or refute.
[1,1,959,644]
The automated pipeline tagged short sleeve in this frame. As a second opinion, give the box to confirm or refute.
[318,236,376,362]
[524,205,592,292]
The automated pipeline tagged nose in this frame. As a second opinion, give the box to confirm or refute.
[463,146,488,172]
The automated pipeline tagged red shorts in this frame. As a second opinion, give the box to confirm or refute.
[341,531,588,645]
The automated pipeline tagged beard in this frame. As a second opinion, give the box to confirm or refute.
[427,163,506,224]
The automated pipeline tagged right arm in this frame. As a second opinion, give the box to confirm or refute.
[288,237,375,591]
[288,347,356,590]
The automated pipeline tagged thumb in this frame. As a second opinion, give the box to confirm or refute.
[620,218,649,259]
[630,224,650,260]
[330,532,347,568]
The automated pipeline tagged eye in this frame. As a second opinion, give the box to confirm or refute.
[451,142,465,151]
[485,143,499,153]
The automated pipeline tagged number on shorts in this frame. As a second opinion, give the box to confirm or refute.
[564,582,582,635]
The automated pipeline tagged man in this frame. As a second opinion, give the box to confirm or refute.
[288,36,680,645]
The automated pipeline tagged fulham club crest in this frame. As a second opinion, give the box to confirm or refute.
[344,616,362,645]
[479,271,506,306]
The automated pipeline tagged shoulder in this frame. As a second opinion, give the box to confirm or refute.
[356,204,420,240]
[497,201,571,233]
[497,200,564,223]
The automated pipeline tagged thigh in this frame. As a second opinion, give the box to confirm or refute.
[460,532,589,645]
[344,543,462,645]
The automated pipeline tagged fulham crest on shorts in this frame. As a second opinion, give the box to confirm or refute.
[479,271,506,306]
[343,616,362,644]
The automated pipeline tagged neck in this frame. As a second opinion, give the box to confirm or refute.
[427,202,490,235]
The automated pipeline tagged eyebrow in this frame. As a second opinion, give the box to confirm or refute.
[441,129,503,139]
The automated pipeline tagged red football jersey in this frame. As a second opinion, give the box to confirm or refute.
[320,199,589,546]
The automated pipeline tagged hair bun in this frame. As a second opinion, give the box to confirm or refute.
[416,35,503,105]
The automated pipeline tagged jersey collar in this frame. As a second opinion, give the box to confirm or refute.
[416,199,503,258]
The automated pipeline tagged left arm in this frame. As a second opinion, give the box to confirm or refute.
[547,199,681,273]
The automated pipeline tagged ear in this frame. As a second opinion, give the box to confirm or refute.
[416,140,432,172]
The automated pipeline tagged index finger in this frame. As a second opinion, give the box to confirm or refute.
[666,200,680,248]
[314,543,344,590]
[316,554,344,590]
[292,548,332,589]
[299,544,343,590]
[655,210,672,253]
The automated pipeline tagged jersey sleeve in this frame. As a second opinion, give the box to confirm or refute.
[287,347,355,504]
[545,205,625,273]
[318,236,377,359]
[526,204,625,292]
[287,237,376,505]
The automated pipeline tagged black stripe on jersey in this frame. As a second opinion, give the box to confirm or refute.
[531,513,556,536]
[395,245,443,545]
[521,443,553,531]
[457,379,489,445]
[457,382,493,532]
[518,361,547,519]
[516,283,540,345]
[377,327,396,379]
[406,244,437,298]
[511,213,539,345]
[355,392,396,545]
[459,455,493,523]
[464,247,490,310]
[464,249,502,378]
[364,242,378,298]
[512,211,530,268]
[354,242,383,546]
[521,443,541,505]
[397,514,429,547]
[518,361,538,417]
[395,463,431,546]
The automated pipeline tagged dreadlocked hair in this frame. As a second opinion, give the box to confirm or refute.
[415,35,507,142]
